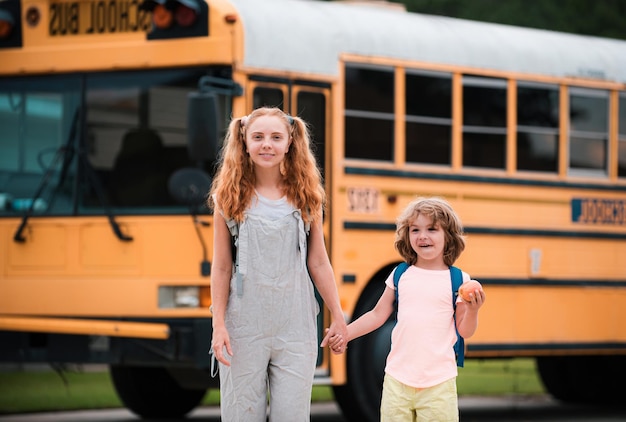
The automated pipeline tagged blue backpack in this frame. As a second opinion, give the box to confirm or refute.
[392,262,465,367]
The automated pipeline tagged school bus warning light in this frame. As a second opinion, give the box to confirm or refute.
[0,0,21,48]
[140,0,208,39]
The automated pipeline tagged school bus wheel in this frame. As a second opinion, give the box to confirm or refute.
[537,355,626,405]
[109,365,207,418]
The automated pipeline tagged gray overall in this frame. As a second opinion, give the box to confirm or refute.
[219,209,319,421]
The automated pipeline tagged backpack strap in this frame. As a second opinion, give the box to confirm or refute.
[450,265,465,367]
[303,208,311,235]
[225,217,239,238]
[224,216,243,297]
[392,262,410,307]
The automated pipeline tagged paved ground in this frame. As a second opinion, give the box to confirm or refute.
[2,396,626,422]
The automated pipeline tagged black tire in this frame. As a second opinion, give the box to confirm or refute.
[110,365,207,419]
[537,356,626,405]
[333,279,393,422]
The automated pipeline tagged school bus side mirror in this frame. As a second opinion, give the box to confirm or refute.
[187,91,219,163]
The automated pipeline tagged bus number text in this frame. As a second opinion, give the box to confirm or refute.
[347,188,379,214]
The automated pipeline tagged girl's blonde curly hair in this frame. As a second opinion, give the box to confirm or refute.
[208,107,324,224]
[394,197,465,267]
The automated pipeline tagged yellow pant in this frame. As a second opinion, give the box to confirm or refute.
[381,374,459,422]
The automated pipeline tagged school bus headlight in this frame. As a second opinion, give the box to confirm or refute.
[159,286,200,308]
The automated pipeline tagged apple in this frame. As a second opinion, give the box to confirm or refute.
[459,280,482,302]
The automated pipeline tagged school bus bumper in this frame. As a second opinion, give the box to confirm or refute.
[0,316,170,339]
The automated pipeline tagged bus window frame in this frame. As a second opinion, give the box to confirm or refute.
[247,81,289,112]
[567,86,610,179]
[619,92,626,179]
[461,75,508,171]
[404,68,454,168]
[290,86,331,183]
[515,81,560,175]
[344,62,395,163]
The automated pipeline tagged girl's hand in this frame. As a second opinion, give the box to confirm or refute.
[321,328,348,354]
[210,325,233,366]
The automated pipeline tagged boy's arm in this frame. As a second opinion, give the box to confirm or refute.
[455,286,486,339]
[347,286,396,342]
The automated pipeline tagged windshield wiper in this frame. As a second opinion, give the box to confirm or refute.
[13,108,133,243]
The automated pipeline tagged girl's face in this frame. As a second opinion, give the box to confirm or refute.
[409,212,447,270]
[245,115,291,172]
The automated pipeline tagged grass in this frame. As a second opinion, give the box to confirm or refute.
[0,358,545,414]
[457,358,546,396]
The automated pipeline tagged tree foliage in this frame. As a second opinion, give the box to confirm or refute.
[395,0,626,40]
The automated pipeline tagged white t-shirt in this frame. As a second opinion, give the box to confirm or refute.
[247,191,296,219]
[384,265,470,388]
[213,191,296,221]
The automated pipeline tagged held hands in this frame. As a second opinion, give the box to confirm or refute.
[321,325,348,355]
[210,325,233,366]
[320,318,348,354]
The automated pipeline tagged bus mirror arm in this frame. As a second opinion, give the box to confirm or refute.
[187,76,243,163]
[167,167,213,276]
[193,215,211,277]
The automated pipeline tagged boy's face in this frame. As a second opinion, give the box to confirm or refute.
[409,213,446,270]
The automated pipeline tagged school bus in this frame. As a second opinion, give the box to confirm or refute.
[1,0,626,419]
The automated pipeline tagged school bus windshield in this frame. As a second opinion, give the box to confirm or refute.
[0,68,225,217]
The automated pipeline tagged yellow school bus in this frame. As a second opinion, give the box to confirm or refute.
[1,0,626,420]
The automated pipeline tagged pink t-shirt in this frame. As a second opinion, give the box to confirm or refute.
[384,265,470,389]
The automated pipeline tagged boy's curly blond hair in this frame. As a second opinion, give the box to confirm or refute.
[394,197,465,267]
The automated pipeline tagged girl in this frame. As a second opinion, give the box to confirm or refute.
[209,107,347,421]
[325,197,485,421]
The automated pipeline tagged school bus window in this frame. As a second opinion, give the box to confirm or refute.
[0,79,78,216]
[516,84,559,173]
[619,94,626,178]
[568,88,609,175]
[405,71,452,165]
[253,87,284,110]
[344,64,394,161]
[462,76,507,169]
[84,69,204,209]
[296,91,326,178]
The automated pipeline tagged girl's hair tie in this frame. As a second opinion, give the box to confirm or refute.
[240,115,248,128]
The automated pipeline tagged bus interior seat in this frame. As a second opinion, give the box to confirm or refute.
[110,128,169,207]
